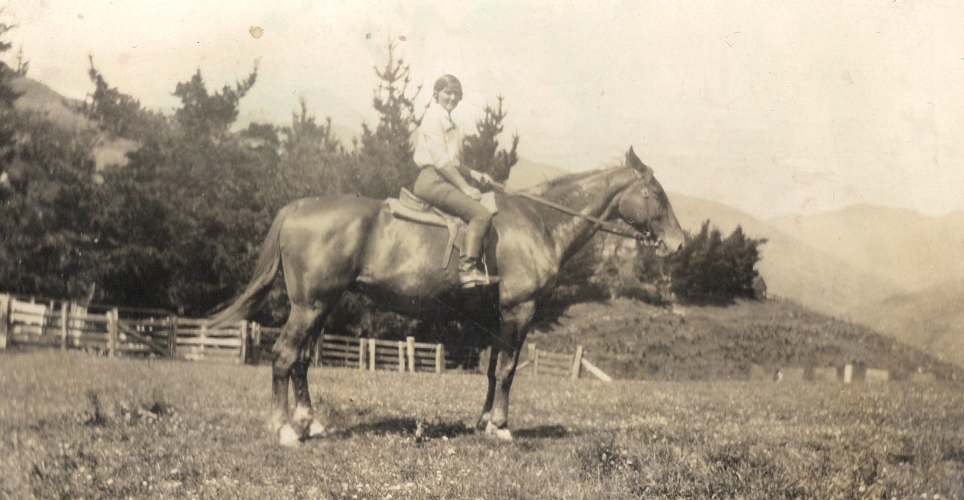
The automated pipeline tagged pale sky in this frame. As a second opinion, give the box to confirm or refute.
[3,0,963,219]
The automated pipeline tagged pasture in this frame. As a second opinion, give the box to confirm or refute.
[2,351,963,499]
[0,351,964,499]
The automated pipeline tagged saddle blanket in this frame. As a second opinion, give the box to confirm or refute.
[385,188,498,268]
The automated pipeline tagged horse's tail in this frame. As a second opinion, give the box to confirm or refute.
[207,203,294,328]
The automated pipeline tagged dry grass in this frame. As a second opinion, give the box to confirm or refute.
[2,351,963,499]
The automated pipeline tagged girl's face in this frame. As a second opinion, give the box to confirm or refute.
[436,84,462,112]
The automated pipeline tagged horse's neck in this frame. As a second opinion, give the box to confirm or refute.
[533,167,636,263]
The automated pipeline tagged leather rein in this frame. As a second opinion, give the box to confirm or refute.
[488,175,658,245]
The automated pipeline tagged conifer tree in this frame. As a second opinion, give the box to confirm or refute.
[173,67,257,143]
[1,17,26,183]
[0,17,25,109]
[669,221,766,302]
[461,96,519,183]
[80,57,166,141]
[278,97,347,199]
[352,41,421,198]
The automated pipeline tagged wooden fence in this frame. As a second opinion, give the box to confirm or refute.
[519,343,612,382]
[0,295,249,364]
[1,294,606,379]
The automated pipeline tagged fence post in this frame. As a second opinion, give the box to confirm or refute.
[435,343,445,374]
[844,364,853,384]
[0,294,9,350]
[529,343,539,376]
[47,300,55,340]
[397,341,405,373]
[571,345,584,380]
[313,330,323,367]
[369,339,376,372]
[358,338,365,370]
[252,323,262,365]
[60,302,69,351]
[108,308,119,358]
[168,315,178,359]
[528,343,536,366]
[238,320,248,365]
[406,337,415,373]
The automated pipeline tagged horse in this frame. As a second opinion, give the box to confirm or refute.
[209,147,685,446]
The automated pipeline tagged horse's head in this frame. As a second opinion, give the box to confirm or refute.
[615,147,686,256]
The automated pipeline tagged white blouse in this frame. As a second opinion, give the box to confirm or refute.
[413,104,461,170]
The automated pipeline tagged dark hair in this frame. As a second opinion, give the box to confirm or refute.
[433,74,462,96]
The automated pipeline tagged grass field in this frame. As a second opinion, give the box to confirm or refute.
[2,351,963,499]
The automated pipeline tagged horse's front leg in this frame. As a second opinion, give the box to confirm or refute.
[482,301,535,441]
[477,345,498,430]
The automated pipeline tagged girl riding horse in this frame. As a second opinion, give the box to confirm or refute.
[412,74,498,287]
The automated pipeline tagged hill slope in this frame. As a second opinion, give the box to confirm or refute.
[505,157,567,190]
[528,298,961,382]
[11,76,90,131]
[851,280,964,367]
[666,193,902,319]
[770,205,964,292]
[11,76,137,168]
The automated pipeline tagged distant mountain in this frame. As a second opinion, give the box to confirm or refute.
[666,193,903,319]
[770,205,964,292]
[11,77,90,132]
[505,157,567,190]
[11,76,137,168]
[850,281,964,367]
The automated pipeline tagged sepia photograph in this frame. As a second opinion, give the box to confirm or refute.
[1,1,963,498]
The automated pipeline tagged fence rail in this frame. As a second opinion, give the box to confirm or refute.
[1,294,610,380]
[0,295,249,364]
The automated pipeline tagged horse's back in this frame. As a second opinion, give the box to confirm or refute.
[279,195,385,302]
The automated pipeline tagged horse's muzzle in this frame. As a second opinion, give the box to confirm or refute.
[655,239,682,258]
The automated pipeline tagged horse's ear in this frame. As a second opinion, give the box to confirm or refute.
[626,146,647,171]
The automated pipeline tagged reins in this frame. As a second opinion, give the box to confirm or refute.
[488,180,655,243]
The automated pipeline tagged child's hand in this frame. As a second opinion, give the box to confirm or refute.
[462,186,483,201]
[470,170,495,186]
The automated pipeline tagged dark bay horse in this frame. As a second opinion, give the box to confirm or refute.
[209,147,685,445]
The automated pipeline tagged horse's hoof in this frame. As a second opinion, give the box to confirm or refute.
[485,421,513,441]
[308,420,327,438]
[476,412,492,431]
[278,424,302,447]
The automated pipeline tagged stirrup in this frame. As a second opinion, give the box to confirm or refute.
[459,268,499,288]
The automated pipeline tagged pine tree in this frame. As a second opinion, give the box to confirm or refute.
[277,97,347,199]
[1,17,26,186]
[461,96,519,183]
[80,57,166,141]
[0,18,25,110]
[352,41,421,198]
[172,67,257,144]
[669,221,766,303]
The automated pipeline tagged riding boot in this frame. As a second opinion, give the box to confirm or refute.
[459,223,499,287]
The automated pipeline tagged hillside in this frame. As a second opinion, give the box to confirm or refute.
[666,193,902,319]
[527,298,961,382]
[11,76,90,131]
[771,205,964,292]
[505,156,568,190]
[850,280,964,367]
[11,76,137,168]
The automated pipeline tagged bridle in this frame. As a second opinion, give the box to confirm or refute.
[489,169,661,246]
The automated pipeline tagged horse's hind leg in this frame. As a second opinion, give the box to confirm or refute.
[290,333,329,439]
[271,300,336,446]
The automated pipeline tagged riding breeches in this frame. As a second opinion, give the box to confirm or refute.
[412,166,492,260]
